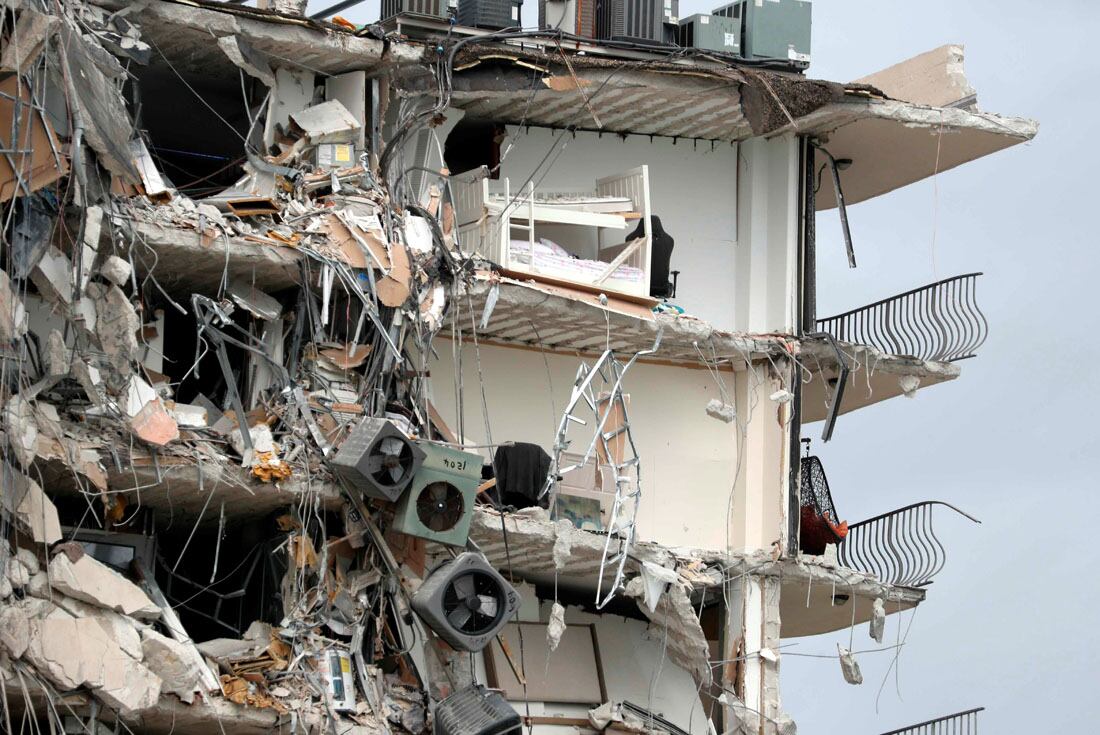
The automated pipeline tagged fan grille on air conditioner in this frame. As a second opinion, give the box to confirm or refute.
[441,570,505,635]
[415,482,466,532]
[369,437,415,490]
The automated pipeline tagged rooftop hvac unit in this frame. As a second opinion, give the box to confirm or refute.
[381,0,448,21]
[678,12,740,55]
[434,685,522,735]
[539,0,596,38]
[331,418,425,502]
[390,442,482,546]
[412,553,521,652]
[713,0,810,68]
[456,0,523,29]
[597,0,679,45]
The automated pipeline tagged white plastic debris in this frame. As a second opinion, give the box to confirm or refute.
[838,645,863,685]
[705,398,736,423]
[547,602,566,652]
[869,598,886,643]
[637,561,679,613]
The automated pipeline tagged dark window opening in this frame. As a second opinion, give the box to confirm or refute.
[444,120,505,179]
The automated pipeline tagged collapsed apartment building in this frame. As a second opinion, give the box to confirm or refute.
[0,0,1037,733]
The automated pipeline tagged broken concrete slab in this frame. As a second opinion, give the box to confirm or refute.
[91,281,140,380]
[4,394,38,467]
[0,270,28,342]
[24,614,162,713]
[140,628,206,704]
[29,247,73,306]
[290,100,362,145]
[48,551,161,620]
[52,594,144,660]
[854,44,977,110]
[0,466,62,544]
[99,254,133,286]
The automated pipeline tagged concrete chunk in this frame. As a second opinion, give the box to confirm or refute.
[24,615,161,713]
[0,468,62,544]
[140,629,205,704]
[48,552,160,619]
[98,254,133,287]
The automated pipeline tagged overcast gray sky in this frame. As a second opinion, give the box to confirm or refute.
[307,1,1095,731]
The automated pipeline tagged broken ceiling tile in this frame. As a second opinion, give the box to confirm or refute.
[47,551,161,620]
[228,279,282,321]
[290,100,362,145]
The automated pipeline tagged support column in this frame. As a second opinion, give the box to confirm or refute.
[722,574,782,734]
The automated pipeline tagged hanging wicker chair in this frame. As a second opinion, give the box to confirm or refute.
[799,454,849,555]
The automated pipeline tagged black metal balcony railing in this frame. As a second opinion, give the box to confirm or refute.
[838,501,980,588]
[816,273,988,363]
[879,707,984,735]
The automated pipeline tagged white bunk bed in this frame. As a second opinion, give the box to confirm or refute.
[451,165,653,298]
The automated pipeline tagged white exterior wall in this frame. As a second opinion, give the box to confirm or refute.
[733,135,801,334]
[493,126,739,330]
[430,342,789,553]
[470,596,710,734]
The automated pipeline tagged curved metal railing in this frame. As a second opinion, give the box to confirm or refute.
[838,501,980,587]
[816,273,988,362]
[878,707,984,735]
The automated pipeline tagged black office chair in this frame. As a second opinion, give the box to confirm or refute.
[628,215,678,299]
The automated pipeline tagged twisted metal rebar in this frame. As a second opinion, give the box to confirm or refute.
[816,273,988,362]
[878,707,985,735]
[838,501,980,587]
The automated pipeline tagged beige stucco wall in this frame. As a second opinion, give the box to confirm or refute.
[429,341,789,553]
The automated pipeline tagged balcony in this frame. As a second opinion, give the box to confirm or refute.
[800,454,980,588]
[879,707,984,735]
[816,272,988,363]
[838,501,981,587]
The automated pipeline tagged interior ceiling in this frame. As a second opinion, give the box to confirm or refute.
[451,68,751,141]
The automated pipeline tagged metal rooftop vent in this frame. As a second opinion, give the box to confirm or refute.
[456,0,523,29]
[381,0,448,21]
[596,0,679,45]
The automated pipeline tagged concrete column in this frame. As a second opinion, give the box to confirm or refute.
[722,574,783,734]
[733,135,800,334]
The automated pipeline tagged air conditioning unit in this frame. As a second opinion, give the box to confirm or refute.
[411,553,521,652]
[678,13,740,55]
[713,0,810,68]
[434,685,522,735]
[539,0,596,38]
[381,0,448,21]
[331,418,425,502]
[456,0,523,29]
[596,0,678,45]
[390,442,482,546]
